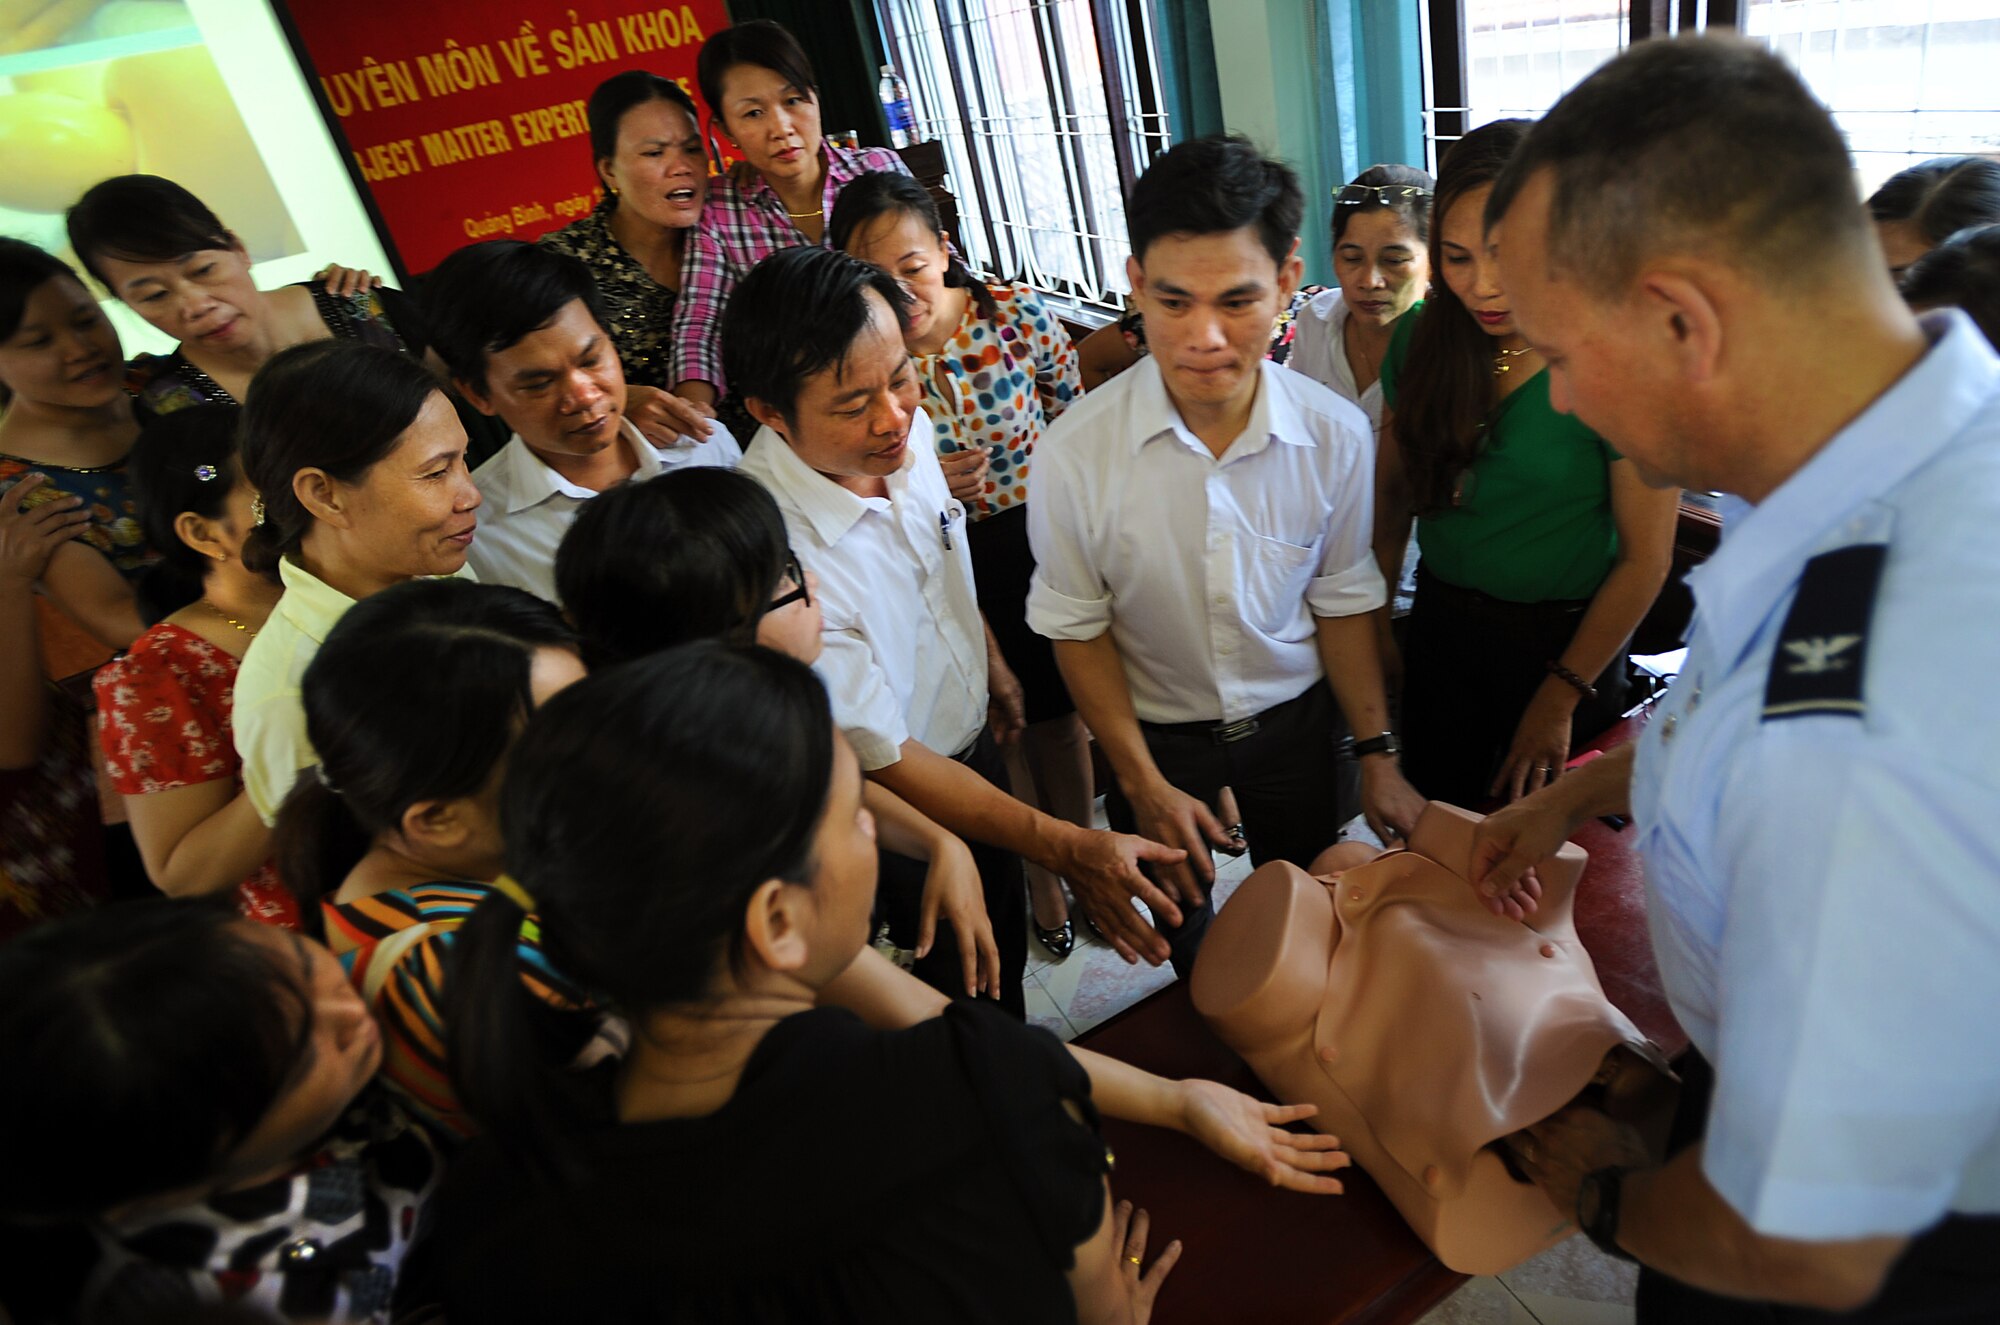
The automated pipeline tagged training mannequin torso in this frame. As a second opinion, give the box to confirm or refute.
[1191,802,1678,1274]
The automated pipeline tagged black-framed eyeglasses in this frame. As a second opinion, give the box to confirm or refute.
[1335,183,1433,206]
[770,549,810,611]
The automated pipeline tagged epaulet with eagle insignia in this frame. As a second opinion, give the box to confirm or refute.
[1762,542,1888,722]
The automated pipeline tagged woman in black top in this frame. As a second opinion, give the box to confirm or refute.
[65,175,435,417]
[412,645,1181,1323]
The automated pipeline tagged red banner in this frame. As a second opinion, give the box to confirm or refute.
[277,0,730,275]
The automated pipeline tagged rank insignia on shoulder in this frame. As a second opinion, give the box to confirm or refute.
[1762,542,1887,722]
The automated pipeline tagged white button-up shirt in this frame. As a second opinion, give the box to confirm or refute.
[466,418,740,603]
[1631,311,2000,1241]
[1286,287,1387,432]
[738,410,988,769]
[1026,357,1384,725]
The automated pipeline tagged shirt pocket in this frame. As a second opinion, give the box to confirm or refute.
[1240,530,1323,639]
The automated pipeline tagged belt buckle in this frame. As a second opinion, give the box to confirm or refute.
[1212,716,1261,744]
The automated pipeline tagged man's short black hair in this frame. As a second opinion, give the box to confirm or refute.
[720,246,913,423]
[420,240,607,390]
[1902,223,2000,351]
[1126,134,1303,267]
[1486,35,1867,296]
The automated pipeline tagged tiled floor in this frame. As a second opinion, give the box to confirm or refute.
[1019,808,1638,1325]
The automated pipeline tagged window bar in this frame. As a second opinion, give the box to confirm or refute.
[928,0,1008,276]
[1038,1,1115,298]
[917,0,1006,274]
[1428,0,1471,155]
[1086,0,1143,198]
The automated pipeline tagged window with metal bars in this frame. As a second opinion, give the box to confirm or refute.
[1422,0,2000,194]
[872,0,1172,314]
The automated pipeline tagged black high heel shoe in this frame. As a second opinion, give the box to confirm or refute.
[1034,917,1076,960]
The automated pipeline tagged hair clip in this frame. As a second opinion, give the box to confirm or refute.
[250,495,266,526]
[194,464,220,482]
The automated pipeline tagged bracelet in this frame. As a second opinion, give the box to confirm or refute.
[1546,660,1599,700]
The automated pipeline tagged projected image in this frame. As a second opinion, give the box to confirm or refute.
[0,32,302,274]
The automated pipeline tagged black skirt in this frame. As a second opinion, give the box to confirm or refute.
[968,503,1076,725]
[1399,563,1629,809]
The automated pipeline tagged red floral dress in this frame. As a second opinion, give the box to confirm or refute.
[94,623,299,928]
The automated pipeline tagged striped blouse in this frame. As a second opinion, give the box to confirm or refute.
[325,881,605,1141]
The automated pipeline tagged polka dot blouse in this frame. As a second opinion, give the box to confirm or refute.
[914,281,1081,520]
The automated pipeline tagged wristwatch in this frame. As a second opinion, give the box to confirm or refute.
[1577,1166,1639,1263]
[1352,731,1402,759]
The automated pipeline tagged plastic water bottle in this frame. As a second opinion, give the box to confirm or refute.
[878,65,916,148]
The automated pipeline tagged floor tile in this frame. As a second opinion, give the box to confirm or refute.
[1498,1236,1638,1306]
[1415,1276,1542,1325]
[1023,972,1078,1042]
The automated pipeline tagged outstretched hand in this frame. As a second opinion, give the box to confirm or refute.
[1062,828,1187,967]
[1179,1079,1351,1195]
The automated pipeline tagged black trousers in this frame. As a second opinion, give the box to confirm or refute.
[1105,681,1355,976]
[1636,1051,2000,1324]
[1401,565,1630,809]
[874,730,1028,1020]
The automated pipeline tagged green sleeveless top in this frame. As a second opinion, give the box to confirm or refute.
[1381,303,1620,603]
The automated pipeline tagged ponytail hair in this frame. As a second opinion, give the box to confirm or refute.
[126,404,253,624]
[273,578,576,928]
[555,467,791,667]
[237,341,441,577]
[830,170,999,321]
[1394,119,1533,515]
[450,643,836,1156]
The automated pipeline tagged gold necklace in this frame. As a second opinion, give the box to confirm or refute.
[1493,345,1535,376]
[785,205,823,219]
[200,598,260,637]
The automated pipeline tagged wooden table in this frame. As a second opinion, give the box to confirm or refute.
[1075,981,1466,1325]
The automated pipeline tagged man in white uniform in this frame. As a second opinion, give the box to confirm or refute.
[1472,36,2000,1321]
[423,240,739,604]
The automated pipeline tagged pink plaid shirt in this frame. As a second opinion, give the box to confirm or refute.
[669,142,912,393]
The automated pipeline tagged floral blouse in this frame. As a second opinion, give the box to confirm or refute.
[126,284,418,416]
[538,196,681,391]
[916,281,1080,521]
[95,623,299,928]
[0,453,150,577]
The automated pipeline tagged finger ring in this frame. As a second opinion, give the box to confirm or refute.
[1126,1255,1142,1266]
